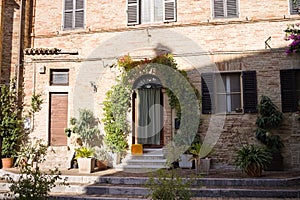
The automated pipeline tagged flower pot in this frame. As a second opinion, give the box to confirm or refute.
[96,160,107,170]
[77,157,95,173]
[195,157,211,175]
[2,157,14,168]
[179,154,193,169]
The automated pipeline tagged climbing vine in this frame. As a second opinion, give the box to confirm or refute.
[102,54,200,153]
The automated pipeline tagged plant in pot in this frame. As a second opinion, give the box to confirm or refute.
[0,82,23,168]
[75,146,95,173]
[189,142,213,175]
[235,144,272,177]
[255,95,284,171]
[94,148,111,170]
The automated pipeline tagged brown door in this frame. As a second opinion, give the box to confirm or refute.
[49,93,68,146]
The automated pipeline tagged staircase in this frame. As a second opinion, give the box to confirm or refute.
[116,148,167,172]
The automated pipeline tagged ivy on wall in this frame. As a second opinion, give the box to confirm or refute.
[102,54,201,153]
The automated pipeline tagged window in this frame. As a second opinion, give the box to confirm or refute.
[290,0,300,15]
[202,71,257,114]
[280,69,300,112]
[213,0,238,18]
[50,69,69,86]
[127,0,176,25]
[63,0,84,30]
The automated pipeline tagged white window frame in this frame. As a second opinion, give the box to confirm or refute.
[212,0,239,19]
[62,0,85,30]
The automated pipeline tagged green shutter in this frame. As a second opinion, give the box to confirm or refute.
[227,0,238,17]
[127,0,139,25]
[201,73,215,114]
[290,0,300,15]
[213,0,224,18]
[164,0,176,22]
[280,69,297,112]
[242,71,258,113]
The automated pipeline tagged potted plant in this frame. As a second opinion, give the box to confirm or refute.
[94,148,111,170]
[0,83,23,168]
[189,143,212,175]
[75,146,95,173]
[255,95,284,171]
[235,144,272,177]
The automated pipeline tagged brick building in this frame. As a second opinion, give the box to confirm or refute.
[1,0,300,170]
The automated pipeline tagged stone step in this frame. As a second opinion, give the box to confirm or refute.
[126,159,167,166]
[128,154,165,160]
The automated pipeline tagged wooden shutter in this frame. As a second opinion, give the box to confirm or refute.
[64,0,73,29]
[201,73,215,114]
[213,0,224,18]
[280,69,297,112]
[227,0,238,17]
[127,0,139,25]
[290,0,300,15]
[242,71,258,113]
[164,0,176,22]
[75,0,84,28]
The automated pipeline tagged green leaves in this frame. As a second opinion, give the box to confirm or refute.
[235,145,272,177]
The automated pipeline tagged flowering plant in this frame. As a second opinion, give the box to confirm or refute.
[284,23,300,54]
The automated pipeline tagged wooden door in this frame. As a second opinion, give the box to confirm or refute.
[49,93,68,146]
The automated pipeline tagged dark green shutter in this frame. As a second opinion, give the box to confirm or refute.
[242,71,258,113]
[280,69,297,112]
[213,0,224,18]
[164,0,176,22]
[290,0,300,15]
[127,0,139,25]
[201,73,215,114]
[227,0,238,17]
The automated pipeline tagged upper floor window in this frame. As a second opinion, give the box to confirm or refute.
[280,69,300,112]
[201,71,257,114]
[50,69,69,86]
[127,0,176,25]
[290,0,300,15]
[213,0,238,18]
[63,0,85,30]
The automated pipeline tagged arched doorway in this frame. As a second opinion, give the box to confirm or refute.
[132,74,164,148]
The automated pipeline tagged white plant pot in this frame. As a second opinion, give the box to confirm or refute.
[179,154,193,169]
[77,157,95,173]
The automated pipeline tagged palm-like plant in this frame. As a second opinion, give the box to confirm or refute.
[235,144,272,177]
[75,146,95,159]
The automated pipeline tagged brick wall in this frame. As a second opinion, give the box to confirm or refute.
[20,0,300,169]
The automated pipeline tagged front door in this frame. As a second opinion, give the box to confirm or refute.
[133,88,164,147]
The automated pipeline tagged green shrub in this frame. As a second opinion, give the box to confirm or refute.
[146,169,193,200]
[235,144,272,177]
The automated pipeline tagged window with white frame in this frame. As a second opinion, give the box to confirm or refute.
[215,73,241,113]
[213,0,238,18]
[202,71,257,114]
[50,69,69,86]
[127,0,176,25]
[63,0,84,30]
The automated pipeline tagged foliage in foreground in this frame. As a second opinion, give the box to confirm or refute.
[5,139,68,199]
[146,169,193,200]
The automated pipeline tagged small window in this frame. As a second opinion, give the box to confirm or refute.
[63,0,85,30]
[202,71,257,114]
[215,73,241,113]
[290,0,300,15]
[213,0,238,18]
[127,0,176,25]
[280,69,300,112]
[50,69,69,86]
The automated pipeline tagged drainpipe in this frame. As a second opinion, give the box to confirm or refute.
[16,0,24,94]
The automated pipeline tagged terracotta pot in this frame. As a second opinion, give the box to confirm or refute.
[2,157,14,169]
[96,160,107,170]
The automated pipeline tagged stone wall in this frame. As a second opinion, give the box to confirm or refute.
[19,0,300,169]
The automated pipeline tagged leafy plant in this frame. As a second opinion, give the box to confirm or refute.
[30,92,43,114]
[67,109,100,145]
[235,144,272,177]
[146,169,193,200]
[0,82,23,158]
[4,138,68,199]
[15,138,48,168]
[255,95,284,153]
[75,146,95,159]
